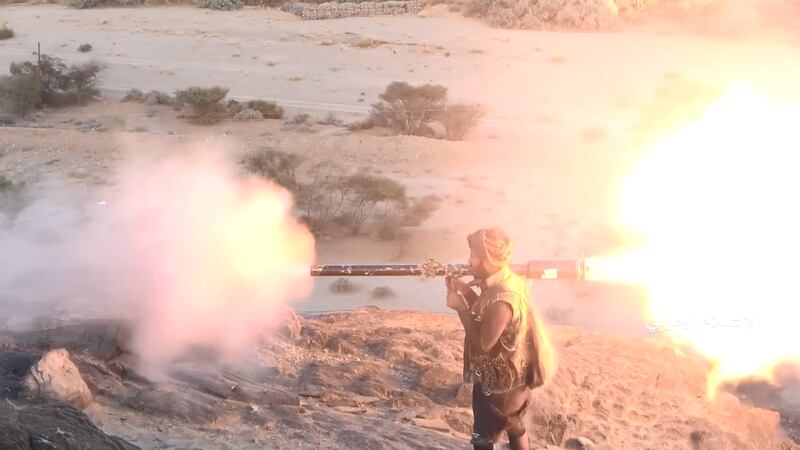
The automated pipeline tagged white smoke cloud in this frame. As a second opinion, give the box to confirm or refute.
[0,138,316,373]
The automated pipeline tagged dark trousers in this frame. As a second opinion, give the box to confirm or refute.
[471,383,530,449]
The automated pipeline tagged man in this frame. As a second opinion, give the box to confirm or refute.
[446,228,553,450]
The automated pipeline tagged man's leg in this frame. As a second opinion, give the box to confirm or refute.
[472,384,501,450]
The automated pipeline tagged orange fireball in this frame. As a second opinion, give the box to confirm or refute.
[588,83,800,397]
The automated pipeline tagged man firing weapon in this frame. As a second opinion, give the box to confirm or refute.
[445,228,554,450]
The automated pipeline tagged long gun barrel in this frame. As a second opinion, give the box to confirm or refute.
[310,259,587,280]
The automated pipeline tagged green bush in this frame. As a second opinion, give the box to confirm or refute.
[78,43,93,53]
[0,26,13,40]
[0,73,41,116]
[370,82,448,136]
[196,0,243,9]
[175,86,228,124]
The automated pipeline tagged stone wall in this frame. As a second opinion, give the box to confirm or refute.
[282,1,420,20]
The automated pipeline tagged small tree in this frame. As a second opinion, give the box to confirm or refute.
[370,82,448,136]
[175,86,228,124]
[437,103,484,140]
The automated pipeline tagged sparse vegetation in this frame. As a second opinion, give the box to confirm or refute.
[122,88,144,102]
[369,82,482,140]
[174,86,228,124]
[78,43,93,53]
[0,26,13,40]
[196,0,243,9]
[0,55,104,116]
[437,104,484,140]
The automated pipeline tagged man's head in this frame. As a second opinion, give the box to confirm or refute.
[467,228,513,280]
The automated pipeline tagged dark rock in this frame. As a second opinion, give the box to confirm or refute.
[336,429,390,450]
[121,389,223,424]
[0,351,39,397]
[0,399,139,450]
[12,320,130,361]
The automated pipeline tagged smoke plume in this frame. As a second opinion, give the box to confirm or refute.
[0,139,316,373]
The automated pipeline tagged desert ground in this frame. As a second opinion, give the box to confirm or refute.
[2,2,800,449]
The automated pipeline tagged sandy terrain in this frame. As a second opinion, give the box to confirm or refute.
[2,2,800,449]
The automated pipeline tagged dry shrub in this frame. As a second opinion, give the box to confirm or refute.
[437,104,484,141]
[371,286,396,299]
[78,43,93,53]
[330,278,359,294]
[234,108,263,121]
[240,147,302,191]
[400,195,441,226]
[245,99,283,119]
[174,86,228,124]
[318,112,342,126]
[196,0,243,9]
[1,55,104,115]
[0,175,31,220]
[351,37,386,48]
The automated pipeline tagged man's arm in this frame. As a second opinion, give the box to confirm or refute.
[457,301,513,354]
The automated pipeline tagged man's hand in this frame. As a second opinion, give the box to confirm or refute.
[446,276,470,312]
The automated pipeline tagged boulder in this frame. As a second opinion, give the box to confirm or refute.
[23,349,92,409]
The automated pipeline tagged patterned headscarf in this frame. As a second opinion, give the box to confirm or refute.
[467,228,513,268]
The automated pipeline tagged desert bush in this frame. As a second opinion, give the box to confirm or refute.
[143,90,174,106]
[370,82,448,136]
[175,86,228,124]
[0,73,41,116]
[466,0,618,30]
[318,112,342,126]
[330,278,358,294]
[0,26,13,40]
[122,88,143,102]
[78,43,93,53]
[347,118,376,132]
[68,0,103,8]
[437,103,484,140]
[234,108,263,121]
[296,173,408,236]
[241,147,303,191]
[1,55,103,114]
[226,99,243,114]
[371,286,395,299]
[245,99,283,119]
[289,113,310,125]
[196,0,243,9]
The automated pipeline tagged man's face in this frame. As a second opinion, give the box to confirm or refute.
[469,251,490,280]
